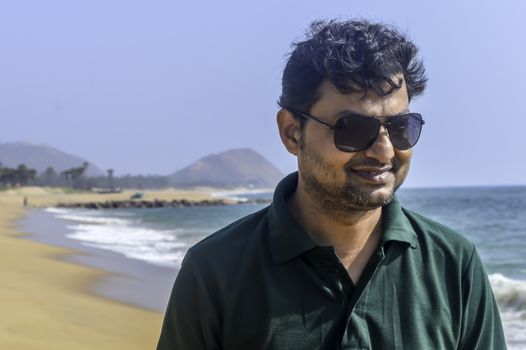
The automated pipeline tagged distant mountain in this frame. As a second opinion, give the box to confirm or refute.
[170,148,284,188]
[0,142,104,176]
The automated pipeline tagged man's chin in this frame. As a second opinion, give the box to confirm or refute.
[342,183,396,210]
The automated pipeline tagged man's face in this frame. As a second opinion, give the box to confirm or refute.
[297,78,412,213]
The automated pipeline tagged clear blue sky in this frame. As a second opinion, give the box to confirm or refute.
[1,0,525,187]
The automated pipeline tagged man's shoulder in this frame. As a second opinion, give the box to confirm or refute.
[401,206,476,256]
[185,206,270,263]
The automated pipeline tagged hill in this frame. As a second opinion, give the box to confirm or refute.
[170,148,283,188]
[0,142,104,176]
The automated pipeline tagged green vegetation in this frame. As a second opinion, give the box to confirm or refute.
[0,163,37,187]
[0,160,171,191]
[0,161,91,190]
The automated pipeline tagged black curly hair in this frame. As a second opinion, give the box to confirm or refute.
[278,19,427,119]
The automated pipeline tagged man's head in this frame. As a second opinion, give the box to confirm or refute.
[278,19,427,119]
[277,19,427,217]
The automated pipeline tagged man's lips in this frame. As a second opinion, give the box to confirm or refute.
[350,166,394,183]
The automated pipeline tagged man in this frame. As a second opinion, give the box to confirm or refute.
[157,19,506,349]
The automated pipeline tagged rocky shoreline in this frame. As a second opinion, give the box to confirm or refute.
[54,198,270,209]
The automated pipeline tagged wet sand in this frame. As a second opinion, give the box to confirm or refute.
[0,187,213,349]
[19,208,176,312]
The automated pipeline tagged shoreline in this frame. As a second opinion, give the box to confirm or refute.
[0,187,207,349]
[18,208,177,312]
[4,186,524,348]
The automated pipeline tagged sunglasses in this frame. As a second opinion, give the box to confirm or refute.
[289,108,425,152]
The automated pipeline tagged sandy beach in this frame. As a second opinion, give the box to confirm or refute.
[0,187,214,350]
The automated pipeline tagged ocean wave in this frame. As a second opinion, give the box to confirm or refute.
[223,195,249,202]
[490,273,526,310]
[66,224,185,246]
[500,309,526,350]
[83,242,187,268]
[211,188,274,197]
[46,207,199,268]
[488,274,526,348]
[211,189,273,202]
[58,214,131,226]
[65,222,188,268]
[46,207,134,226]
[44,207,71,215]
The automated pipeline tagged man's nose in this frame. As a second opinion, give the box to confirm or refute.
[363,126,395,163]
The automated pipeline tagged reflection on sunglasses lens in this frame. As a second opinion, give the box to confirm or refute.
[336,114,422,151]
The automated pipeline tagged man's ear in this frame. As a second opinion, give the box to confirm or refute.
[277,108,302,156]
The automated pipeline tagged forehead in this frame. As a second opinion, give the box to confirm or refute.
[310,78,410,119]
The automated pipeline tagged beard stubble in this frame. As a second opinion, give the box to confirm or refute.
[298,136,409,220]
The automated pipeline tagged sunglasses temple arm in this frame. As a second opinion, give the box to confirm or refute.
[296,111,335,130]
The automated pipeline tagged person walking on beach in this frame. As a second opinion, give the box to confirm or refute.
[157,19,506,349]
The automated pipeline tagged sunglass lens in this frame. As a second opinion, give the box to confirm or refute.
[388,113,423,150]
[334,115,380,152]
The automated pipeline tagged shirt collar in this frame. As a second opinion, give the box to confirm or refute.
[267,172,417,263]
[381,196,418,249]
[267,173,318,263]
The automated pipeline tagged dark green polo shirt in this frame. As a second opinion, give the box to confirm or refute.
[157,173,506,349]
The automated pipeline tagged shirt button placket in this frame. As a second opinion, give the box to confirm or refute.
[340,249,386,349]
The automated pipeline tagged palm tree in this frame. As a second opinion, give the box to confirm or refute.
[61,162,89,189]
[42,166,58,186]
[107,169,114,191]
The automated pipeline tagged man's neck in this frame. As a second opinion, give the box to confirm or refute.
[287,181,384,283]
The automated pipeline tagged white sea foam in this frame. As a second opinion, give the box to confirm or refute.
[490,273,526,310]
[223,195,250,202]
[46,207,526,347]
[65,223,187,268]
[489,274,526,348]
[500,309,526,350]
[44,207,71,215]
[211,189,273,202]
[82,242,187,268]
[211,188,274,197]
[45,207,132,225]
[46,208,190,268]
[60,215,131,225]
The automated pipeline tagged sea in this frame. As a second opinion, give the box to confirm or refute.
[42,186,525,348]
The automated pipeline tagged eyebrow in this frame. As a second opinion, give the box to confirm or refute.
[335,108,410,118]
